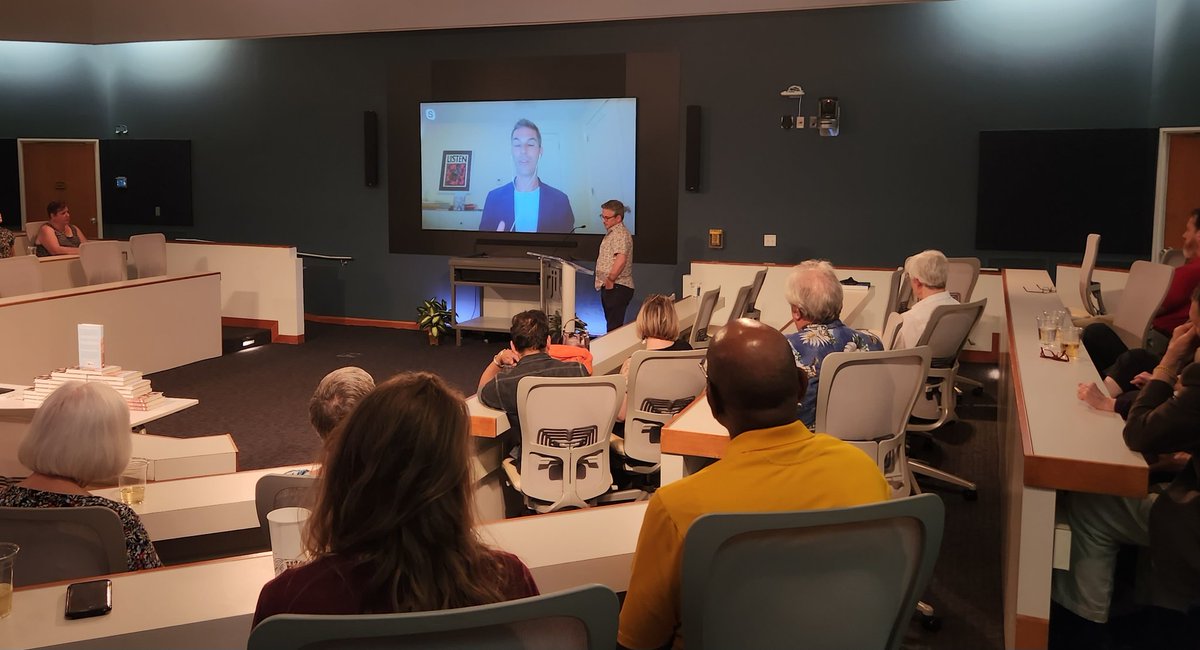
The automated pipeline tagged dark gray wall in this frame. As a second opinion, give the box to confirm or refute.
[2,0,1198,329]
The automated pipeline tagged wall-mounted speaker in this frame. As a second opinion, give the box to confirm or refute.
[364,110,379,187]
[685,105,701,192]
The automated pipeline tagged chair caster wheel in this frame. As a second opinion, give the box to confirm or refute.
[920,614,942,632]
[963,489,978,501]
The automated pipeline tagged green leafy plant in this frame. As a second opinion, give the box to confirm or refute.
[417,297,454,342]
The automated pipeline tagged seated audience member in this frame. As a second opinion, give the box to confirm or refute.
[252,372,538,624]
[288,366,375,476]
[894,249,959,349]
[0,382,161,571]
[1083,208,1200,374]
[1052,314,1200,647]
[784,260,882,428]
[548,321,594,374]
[478,310,589,429]
[617,319,889,650]
[617,294,691,421]
[35,201,87,257]
[0,210,14,258]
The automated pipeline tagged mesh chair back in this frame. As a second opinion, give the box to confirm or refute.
[624,349,707,464]
[743,268,768,320]
[682,494,945,650]
[688,287,721,348]
[724,284,753,325]
[1080,233,1103,316]
[0,506,128,587]
[247,583,618,650]
[24,220,47,252]
[1111,260,1174,350]
[255,474,318,533]
[0,255,43,297]
[816,347,931,497]
[914,300,986,367]
[78,240,127,285]
[944,257,981,302]
[516,376,623,508]
[129,233,167,278]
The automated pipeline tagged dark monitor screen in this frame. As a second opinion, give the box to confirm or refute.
[975,129,1158,255]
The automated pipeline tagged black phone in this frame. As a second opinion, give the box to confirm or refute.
[65,579,112,619]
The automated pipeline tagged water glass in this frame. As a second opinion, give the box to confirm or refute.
[1036,312,1059,348]
[0,542,17,619]
[120,458,149,506]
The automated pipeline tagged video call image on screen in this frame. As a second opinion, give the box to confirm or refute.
[420,98,637,235]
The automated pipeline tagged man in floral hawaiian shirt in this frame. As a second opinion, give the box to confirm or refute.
[784,260,882,427]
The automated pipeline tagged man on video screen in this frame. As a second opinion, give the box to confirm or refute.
[479,119,575,233]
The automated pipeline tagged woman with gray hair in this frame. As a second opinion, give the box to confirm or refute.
[0,381,161,571]
[785,260,882,428]
[288,367,376,477]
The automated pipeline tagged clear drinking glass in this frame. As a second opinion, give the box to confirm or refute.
[120,458,149,506]
[1061,325,1082,361]
[1037,312,1059,348]
[0,542,17,619]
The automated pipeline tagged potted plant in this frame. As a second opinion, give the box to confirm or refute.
[550,311,590,348]
[417,297,453,346]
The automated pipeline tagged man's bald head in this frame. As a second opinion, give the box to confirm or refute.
[706,319,806,435]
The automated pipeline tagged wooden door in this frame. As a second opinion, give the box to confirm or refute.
[1163,132,1200,251]
[20,140,100,239]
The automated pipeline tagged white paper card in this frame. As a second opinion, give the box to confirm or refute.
[77,323,105,370]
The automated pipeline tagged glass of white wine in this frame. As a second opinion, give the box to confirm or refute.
[119,458,149,506]
[1061,325,1082,361]
[0,542,17,619]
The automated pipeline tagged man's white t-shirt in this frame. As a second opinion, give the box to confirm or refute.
[896,290,960,349]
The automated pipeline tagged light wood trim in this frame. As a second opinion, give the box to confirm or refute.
[305,313,419,330]
[1015,614,1049,650]
[660,394,728,459]
[277,334,305,344]
[470,415,499,438]
[0,272,220,307]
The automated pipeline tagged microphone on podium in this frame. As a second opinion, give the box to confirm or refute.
[548,224,586,261]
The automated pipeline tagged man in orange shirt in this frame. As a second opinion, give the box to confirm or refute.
[617,319,889,650]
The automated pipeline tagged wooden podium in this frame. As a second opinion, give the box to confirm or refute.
[449,255,594,345]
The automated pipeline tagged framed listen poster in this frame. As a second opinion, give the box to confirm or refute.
[439,150,472,192]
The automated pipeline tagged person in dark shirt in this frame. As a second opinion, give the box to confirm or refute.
[253,371,538,626]
[478,310,589,429]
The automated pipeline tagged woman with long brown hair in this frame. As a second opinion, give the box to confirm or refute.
[252,372,537,624]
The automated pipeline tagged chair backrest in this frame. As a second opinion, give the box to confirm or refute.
[255,474,318,533]
[815,347,931,497]
[624,349,708,463]
[24,220,47,251]
[1160,247,1186,268]
[1080,233,1103,316]
[914,299,987,367]
[247,583,619,650]
[1111,260,1174,350]
[0,255,43,297]
[724,284,753,325]
[944,257,981,302]
[516,375,624,508]
[0,506,128,587]
[742,268,768,320]
[688,287,721,348]
[129,233,167,278]
[681,494,945,650]
[78,240,127,285]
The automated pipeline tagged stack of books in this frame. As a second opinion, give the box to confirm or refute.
[23,365,166,411]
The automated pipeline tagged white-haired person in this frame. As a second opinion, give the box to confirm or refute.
[894,249,959,349]
[785,260,883,429]
[0,381,161,571]
[288,367,376,477]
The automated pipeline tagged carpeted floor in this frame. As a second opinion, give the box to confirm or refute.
[144,321,1004,650]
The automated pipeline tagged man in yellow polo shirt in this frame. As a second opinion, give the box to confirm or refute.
[617,319,889,650]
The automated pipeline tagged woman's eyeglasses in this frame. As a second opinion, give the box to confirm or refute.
[1039,347,1068,362]
[1023,284,1056,294]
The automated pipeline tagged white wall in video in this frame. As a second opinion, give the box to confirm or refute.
[420,98,636,235]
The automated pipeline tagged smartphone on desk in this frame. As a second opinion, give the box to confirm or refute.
[65,579,112,619]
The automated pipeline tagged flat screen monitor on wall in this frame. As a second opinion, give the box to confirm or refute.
[975,128,1158,255]
[419,98,637,235]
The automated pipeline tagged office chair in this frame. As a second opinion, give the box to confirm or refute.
[687,287,721,349]
[501,375,629,512]
[612,349,707,479]
[906,300,987,498]
[0,255,43,297]
[1077,233,1105,317]
[78,240,128,285]
[1105,260,1174,350]
[247,584,619,650]
[255,473,317,533]
[816,347,931,499]
[129,233,168,278]
[944,257,985,395]
[702,283,753,343]
[0,506,128,587]
[681,494,945,650]
[23,220,47,255]
[1160,247,1186,268]
[742,268,768,320]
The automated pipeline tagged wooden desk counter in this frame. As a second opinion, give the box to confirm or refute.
[7,502,648,650]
